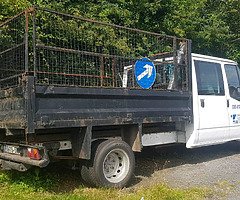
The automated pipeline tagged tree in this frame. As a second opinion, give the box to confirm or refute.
[0,0,239,62]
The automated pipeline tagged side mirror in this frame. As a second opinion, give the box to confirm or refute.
[237,87,240,93]
[229,86,240,101]
[234,87,240,101]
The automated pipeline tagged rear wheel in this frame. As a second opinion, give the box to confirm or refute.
[81,139,135,188]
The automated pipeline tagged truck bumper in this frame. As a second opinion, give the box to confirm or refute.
[0,142,49,171]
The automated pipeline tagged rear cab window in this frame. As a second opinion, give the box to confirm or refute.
[194,60,224,96]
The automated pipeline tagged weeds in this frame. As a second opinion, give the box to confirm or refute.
[0,166,212,200]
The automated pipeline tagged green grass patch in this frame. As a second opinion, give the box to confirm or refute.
[0,167,212,200]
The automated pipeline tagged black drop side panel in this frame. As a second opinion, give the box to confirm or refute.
[0,87,26,129]
[34,86,192,129]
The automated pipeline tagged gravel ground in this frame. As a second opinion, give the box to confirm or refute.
[131,141,240,199]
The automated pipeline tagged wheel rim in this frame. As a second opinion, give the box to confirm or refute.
[103,148,130,183]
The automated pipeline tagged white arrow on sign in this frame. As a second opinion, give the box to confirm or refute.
[137,64,153,81]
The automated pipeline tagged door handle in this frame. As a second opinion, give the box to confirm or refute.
[227,99,229,108]
[200,99,205,108]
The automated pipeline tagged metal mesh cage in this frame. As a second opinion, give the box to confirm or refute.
[0,7,190,91]
[0,11,27,89]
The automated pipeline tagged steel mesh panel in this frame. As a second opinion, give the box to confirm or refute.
[34,8,189,90]
[0,7,190,91]
[0,12,26,89]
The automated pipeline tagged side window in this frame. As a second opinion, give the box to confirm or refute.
[195,60,224,95]
[225,64,240,100]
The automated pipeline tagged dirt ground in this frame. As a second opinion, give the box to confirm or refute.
[130,141,240,199]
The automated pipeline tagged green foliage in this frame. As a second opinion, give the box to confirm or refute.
[0,0,30,21]
[0,169,211,200]
[0,169,56,192]
[0,0,239,63]
[162,0,239,61]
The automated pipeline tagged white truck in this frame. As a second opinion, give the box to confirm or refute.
[0,7,239,188]
[123,53,240,149]
[187,53,240,148]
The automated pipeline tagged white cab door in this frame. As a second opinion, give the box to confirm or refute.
[194,60,229,144]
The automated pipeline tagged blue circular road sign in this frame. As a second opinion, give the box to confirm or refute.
[134,57,156,89]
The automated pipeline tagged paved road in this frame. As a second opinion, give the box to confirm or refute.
[131,141,240,199]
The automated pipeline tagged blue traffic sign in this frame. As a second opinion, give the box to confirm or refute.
[134,57,156,89]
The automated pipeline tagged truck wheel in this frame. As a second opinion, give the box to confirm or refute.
[81,139,135,188]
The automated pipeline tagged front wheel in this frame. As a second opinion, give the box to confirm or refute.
[81,139,135,188]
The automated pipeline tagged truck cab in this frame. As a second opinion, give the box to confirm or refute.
[187,53,240,147]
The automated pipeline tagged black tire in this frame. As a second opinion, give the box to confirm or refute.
[80,139,135,188]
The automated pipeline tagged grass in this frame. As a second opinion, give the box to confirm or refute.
[0,166,213,200]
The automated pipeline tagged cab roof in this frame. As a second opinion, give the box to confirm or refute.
[192,53,238,65]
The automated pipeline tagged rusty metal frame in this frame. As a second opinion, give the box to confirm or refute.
[38,7,186,40]
[0,6,191,91]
